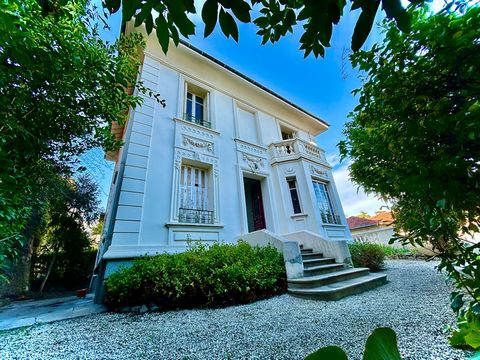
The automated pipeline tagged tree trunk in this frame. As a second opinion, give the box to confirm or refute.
[38,245,59,296]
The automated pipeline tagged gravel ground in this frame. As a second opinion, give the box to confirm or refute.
[0,260,472,360]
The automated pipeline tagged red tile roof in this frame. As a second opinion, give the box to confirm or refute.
[347,216,379,230]
[371,211,394,224]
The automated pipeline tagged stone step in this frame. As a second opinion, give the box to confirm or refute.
[303,263,345,276]
[287,267,370,289]
[301,252,324,260]
[300,248,313,254]
[302,257,336,268]
[288,273,388,301]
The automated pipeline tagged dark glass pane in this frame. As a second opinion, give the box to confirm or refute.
[186,92,193,117]
[290,189,301,214]
[195,101,204,121]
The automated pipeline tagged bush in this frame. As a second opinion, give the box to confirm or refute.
[348,242,386,272]
[104,241,287,310]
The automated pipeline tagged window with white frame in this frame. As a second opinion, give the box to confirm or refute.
[287,178,302,214]
[178,164,213,224]
[312,180,340,224]
[184,83,210,128]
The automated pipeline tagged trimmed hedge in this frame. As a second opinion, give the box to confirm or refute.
[104,241,287,310]
[348,242,386,272]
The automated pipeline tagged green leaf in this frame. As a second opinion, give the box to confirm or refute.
[363,327,402,360]
[155,16,170,54]
[352,0,380,52]
[134,2,154,27]
[468,350,480,360]
[382,0,411,32]
[450,292,464,313]
[305,346,348,360]
[202,0,218,37]
[105,0,121,13]
[145,13,154,34]
[231,0,251,23]
[122,0,140,22]
[219,9,239,42]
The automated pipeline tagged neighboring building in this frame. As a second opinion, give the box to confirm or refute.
[93,23,388,302]
[347,212,397,246]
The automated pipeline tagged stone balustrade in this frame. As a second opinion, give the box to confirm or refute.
[268,138,328,165]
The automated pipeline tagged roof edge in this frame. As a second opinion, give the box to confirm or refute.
[177,39,329,128]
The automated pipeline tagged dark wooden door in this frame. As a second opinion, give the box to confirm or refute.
[251,181,266,231]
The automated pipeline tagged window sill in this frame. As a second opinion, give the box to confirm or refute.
[165,222,224,228]
[291,213,308,218]
[174,117,220,135]
[321,223,345,227]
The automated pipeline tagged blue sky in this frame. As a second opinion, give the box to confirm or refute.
[90,2,391,216]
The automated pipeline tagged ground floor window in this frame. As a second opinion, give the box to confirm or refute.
[312,180,340,224]
[178,164,213,224]
[287,178,302,214]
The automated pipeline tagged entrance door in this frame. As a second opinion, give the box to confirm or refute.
[244,178,266,232]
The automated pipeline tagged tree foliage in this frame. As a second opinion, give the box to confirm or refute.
[102,0,426,57]
[0,0,148,283]
[34,175,100,292]
[340,5,480,349]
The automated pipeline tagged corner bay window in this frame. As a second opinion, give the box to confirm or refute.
[287,178,302,214]
[178,164,213,224]
[312,180,341,224]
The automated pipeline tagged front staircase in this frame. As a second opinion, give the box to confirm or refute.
[287,245,387,300]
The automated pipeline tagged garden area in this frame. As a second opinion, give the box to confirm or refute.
[0,257,472,359]
[1,0,479,359]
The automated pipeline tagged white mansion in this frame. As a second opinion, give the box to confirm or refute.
[93,23,387,302]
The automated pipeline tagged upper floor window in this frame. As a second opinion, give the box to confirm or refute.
[280,124,297,140]
[184,83,210,128]
[287,178,302,214]
[312,180,340,224]
[178,164,213,224]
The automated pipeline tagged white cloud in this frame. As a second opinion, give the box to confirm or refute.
[332,162,389,217]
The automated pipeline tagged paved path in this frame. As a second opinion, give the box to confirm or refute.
[0,294,107,330]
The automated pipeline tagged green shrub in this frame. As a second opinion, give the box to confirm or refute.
[376,244,411,258]
[348,242,386,272]
[104,241,287,309]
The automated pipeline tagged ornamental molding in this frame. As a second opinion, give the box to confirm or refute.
[284,167,295,175]
[174,149,217,171]
[237,141,266,156]
[182,134,214,154]
[310,165,328,178]
[242,153,264,173]
[181,124,214,139]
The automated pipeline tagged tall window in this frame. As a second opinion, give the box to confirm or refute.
[184,83,210,128]
[312,180,340,224]
[178,164,213,224]
[287,178,302,214]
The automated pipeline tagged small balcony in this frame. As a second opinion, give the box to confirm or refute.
[268,138,328,165]
[178,208,214,224]
[320,211,342,225]
[183,113,211,129]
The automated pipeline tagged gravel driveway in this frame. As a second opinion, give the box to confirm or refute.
[0,260,472,360]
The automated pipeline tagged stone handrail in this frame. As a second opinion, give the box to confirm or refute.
[283,230,353,266]
[240,230,304,279]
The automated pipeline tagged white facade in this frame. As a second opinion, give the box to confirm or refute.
[95,24,352,288]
